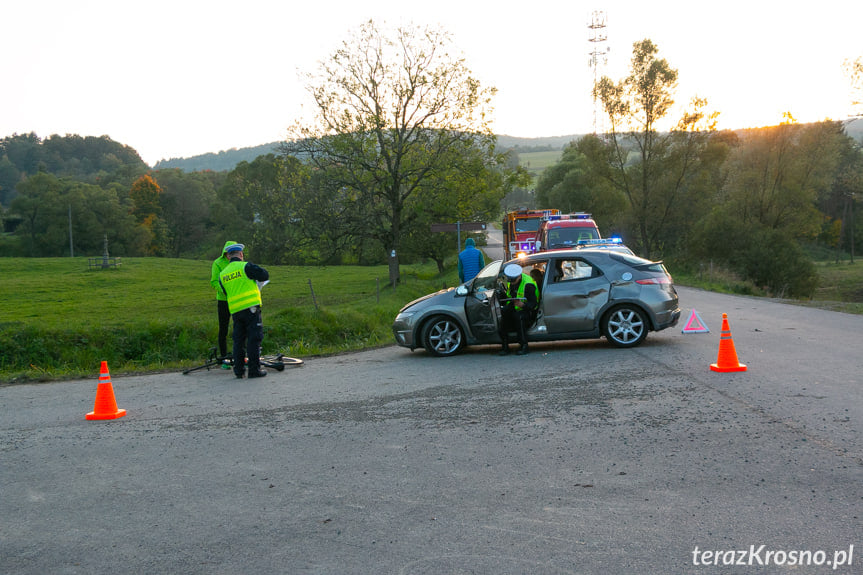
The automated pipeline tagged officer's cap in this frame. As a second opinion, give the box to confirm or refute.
[225,243,244,253]
[503,263,522,280]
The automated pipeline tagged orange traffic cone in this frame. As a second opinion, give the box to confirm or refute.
[710,313,747,372]
[85,361,127,420]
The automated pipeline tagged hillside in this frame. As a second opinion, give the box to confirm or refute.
[152,118,863,173]
[153,135,585,172]
[153,142,282,171]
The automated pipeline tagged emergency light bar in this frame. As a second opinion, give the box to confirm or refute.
[543,212,592,221]
[577,237,622,246]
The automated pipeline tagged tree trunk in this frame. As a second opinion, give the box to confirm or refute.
[388,248,400,287]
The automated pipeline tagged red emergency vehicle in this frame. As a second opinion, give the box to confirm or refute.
[502,209,560,259]
[535,213,601,252]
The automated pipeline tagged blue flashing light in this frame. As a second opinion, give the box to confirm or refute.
[577,238,623,246]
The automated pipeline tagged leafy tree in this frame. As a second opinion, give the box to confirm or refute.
[214,154,311,265]
[41,134,146,177]
[692,210,818,297]
[689,120,846,296]
[10,173,146,257]
[284,20,502,282]
[401,139,525,272]
[1,133,45,176]
[61,181,148,257]
[817,124,863,259]
[129,174,162,222]
[10,173,63,255]
[151,169,217,258]
[129,174,169,256]
[592,39,721,258]
[722,118,841,239]
[0,155,21,206]
[0,133,147,196]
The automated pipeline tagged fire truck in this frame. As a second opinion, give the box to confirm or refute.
[535,213,602,252]
[501,209,560,260]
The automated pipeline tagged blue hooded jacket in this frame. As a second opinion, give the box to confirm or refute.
[458,237,485,282]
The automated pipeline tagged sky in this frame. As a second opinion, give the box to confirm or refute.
[3,0,861,166]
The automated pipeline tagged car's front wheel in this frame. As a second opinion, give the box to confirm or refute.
[421,315,465,357]
[603,305,648,348]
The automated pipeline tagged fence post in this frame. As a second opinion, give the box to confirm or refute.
[308,279,319,310]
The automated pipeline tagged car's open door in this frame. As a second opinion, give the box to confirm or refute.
[463,261,503,342]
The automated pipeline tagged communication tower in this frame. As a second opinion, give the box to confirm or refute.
[588,10,609,133]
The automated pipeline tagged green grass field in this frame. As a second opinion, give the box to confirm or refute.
[518,150,562,180]
[1,257,458,382]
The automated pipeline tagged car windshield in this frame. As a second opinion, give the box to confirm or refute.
[472,260,502,292]
[514,218,542,233]
[546,227,599,248]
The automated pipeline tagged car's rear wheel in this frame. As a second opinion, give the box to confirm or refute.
[603,305,648,348]
[421,315,465,357]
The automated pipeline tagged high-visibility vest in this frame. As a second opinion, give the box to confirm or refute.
[219,261,262,314]
[510,273,537,309]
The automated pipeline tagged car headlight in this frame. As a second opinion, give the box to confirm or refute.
[395,310,417,322]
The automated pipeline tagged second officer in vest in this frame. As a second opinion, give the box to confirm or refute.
[219,243,270,378]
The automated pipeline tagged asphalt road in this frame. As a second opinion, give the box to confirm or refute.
[2,287,862,574]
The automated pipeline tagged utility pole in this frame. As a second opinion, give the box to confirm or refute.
[68,204,74,257]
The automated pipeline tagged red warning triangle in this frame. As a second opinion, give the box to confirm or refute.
[682,309,710,334]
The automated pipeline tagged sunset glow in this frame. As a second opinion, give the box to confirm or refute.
[2,1,860,165]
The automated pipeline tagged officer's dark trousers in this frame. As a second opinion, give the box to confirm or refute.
[217,300,231,358]
[232,306,263,377]
[500,307,530,347]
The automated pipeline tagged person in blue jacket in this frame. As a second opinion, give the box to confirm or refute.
[458,237,485,283]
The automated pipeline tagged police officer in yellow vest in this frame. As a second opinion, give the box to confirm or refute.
[498,263,538,356]
[210,240,239,363]
[219,243,270,378]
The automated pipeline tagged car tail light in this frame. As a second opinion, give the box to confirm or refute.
[636,276,672,285]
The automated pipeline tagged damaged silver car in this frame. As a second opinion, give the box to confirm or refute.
[392,249,680,356]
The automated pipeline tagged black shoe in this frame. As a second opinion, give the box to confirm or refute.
[235,373,245,379]
[248,369,267,379]
[497,347,510,356]
[516,345,529,355]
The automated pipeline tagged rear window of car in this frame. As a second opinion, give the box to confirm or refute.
[609,252,666,272]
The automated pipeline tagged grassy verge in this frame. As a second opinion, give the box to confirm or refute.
[671,257,863,314]
[0,257,458,383]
